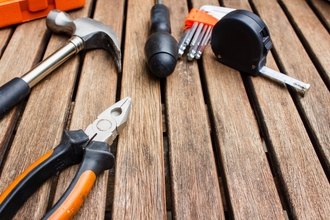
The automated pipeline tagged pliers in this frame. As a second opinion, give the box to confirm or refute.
[0,97,132,219]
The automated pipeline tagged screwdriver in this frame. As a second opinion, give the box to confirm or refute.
[144,0,178,78]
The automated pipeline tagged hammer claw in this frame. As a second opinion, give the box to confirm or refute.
[46,10,122,72]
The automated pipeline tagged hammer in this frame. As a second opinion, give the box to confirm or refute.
[0,10,121,118]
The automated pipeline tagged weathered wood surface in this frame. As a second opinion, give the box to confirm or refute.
[250,0,330,215]
[280,0,330,86]
[0,0,329,219]
[166,0,224,218]
[0,27,12,58]
[279,0,330,169]
[224,0,330,219]
[111,0,167,219]
[309,0,330,30]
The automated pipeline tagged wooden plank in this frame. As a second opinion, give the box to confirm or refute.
[187,0,286,219]
[280,0,330,86]
[0,1,94,219]
[0,20,48,165]
[51,0,125,219]
[111,0,167,219]
[247,0,330,218]
[252,0,330,171]
[0,27,13,58]
[165,0,224,219]
[280,0,330,172]
[204,56,286,219]
[308,0,330,30]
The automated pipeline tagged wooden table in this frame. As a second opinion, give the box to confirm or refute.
[0,0,329,219]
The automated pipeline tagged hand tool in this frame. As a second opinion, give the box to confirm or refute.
[0,97,132,220]
[177,5,234,60]
[0,0,85,28]
[211,9,310,93]
[144,0,178,78]
[0,9,121,118]
[178,6,309,93]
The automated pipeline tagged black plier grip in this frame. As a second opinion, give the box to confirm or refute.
[0,130,89,220]
[0,97,131,219]
[42,141,115,219]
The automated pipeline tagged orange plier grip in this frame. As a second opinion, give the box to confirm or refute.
[0,132,115,219]
[43,141,115,219]
[0,130,89,219]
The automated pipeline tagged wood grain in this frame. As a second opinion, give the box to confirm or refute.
[240,0,330,218]
[0,27,13,58]
[280,0,330,87]
[165,0,224,219]
[279,0,330,174]
[309,0,330,30]
[0,1,93,219]
[111,0,167,219]
[253,0,330,167]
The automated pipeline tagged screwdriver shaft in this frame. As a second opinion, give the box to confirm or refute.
[259,66,310,92]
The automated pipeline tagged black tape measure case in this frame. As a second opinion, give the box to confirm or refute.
[211,10,273,76]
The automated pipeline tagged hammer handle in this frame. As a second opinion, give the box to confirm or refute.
[22,36,84,87]
[0,36,84,118]
[0,77,30,118]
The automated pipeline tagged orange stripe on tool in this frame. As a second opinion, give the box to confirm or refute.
[184,8,218,30]
[48,170,96,220]
[0,150,54,204]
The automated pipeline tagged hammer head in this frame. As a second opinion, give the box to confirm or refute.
[46,10,121,72]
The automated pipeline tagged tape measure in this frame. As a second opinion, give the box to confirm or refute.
[211,10,273,76]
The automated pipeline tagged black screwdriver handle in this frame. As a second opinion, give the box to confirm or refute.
[42,141,115,220]
[150,4,171,34]
[0,77,31,118]
[145,3,178,78]
[0,130,88,220]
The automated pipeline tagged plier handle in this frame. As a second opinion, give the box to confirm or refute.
[0,97,132,219]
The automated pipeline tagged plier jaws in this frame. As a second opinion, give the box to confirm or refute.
[85,96,132,145]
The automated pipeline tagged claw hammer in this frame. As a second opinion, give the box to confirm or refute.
[0,10,121,118]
